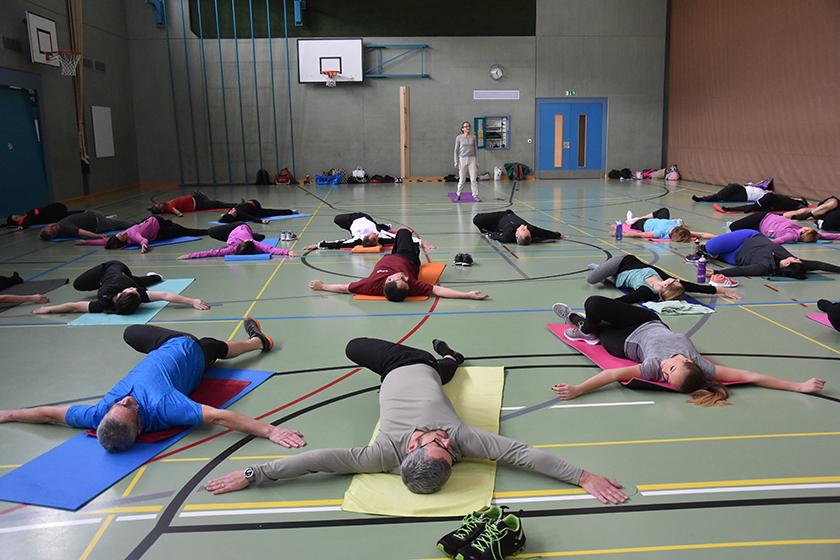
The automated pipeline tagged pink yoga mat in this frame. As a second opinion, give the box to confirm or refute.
[807,313,835,329]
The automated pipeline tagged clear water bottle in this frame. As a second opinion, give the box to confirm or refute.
[615,221,623,240]
[697,256,707,283]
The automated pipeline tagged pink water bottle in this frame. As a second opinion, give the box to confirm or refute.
[697,256,707,283]
[615,221,623,240]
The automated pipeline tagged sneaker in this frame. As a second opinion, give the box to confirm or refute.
[455,513,526,560]
[460,253,474,266]
[145,271,162,280]
[291,209,299,214]
[432,339,465,364]
[281,231,288,241]
[437,505,507,558]
[456,193,462,201]
[626,210,633,223]
[287,231,297,240]
[564,326,600,345]
[685,252,702,263]
[473,198,481,203]
[675,218,684,226]
[709,274,739,288]
[244,317,273,352]
[454,253,465,265]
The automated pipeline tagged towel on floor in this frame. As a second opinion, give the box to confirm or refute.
[642,300,715,315]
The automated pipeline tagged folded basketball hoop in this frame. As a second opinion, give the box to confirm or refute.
[322,70,339,88]
[46,51,82,76]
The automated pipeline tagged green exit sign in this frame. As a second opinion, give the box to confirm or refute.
[566,90,576,96]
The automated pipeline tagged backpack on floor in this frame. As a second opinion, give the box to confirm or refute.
[620,168,632,179]
[504,162,530,180]
[608,169,621,179]
[444,174,458,182]
[255,168,271,185]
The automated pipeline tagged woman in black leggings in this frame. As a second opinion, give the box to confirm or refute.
[219,199,297,224]
[551,296,825,406]
[345,337,464,385]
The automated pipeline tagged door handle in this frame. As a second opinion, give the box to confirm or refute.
[563,142,570,149]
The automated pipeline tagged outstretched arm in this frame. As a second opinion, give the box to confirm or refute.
[714,366,825,394]
[431,285,489,299]
[553,365,641,400]
[76,228,108,240]
[611,230,653,238]
[0,294,49,304]
[147,291,210,310]
[0,406,70,425]
[690,231,717,240]
[31,301,91,314]
[201,405,305,447]
[309,280,351,293]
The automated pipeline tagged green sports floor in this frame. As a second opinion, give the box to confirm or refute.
[1,179,839,559]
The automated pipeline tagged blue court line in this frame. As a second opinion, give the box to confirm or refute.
[25,249,101,281]
[500,399,558,421]
[482,236,530,279]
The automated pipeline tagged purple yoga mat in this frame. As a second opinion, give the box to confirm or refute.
[448,192,481,203]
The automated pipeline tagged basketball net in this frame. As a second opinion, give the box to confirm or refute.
[322,70,338,88]
[47,51,82,76]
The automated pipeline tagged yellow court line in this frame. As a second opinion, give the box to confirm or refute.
[183,498,343,511]
[638,475,840,491]
[737,304,840,355]
[82,506,163,515]
[507,539,840,558]
[122,466,147,497]
[536,431,840,448]
[0,464,22,469]
[78,514,114,560]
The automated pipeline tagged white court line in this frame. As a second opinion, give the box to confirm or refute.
[180,505,342,518]
[116,514,158,522]
[550,401,655,409]
[493,495,596,505]
[0,518,102,534]
[641,482,840,497]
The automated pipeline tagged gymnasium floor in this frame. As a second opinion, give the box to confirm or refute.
[1,178,839,560]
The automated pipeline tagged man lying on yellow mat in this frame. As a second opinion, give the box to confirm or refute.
[206,337,627,504]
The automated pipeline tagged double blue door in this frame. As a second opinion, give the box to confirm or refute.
[536,98,606,179]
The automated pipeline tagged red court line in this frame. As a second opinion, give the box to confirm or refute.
[0,503,28,516]
[502,244,519,259]
[765,284,779,292]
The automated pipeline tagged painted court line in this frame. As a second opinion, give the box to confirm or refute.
[550,401,655,409]
[180,505,342,518]
[116,514,159,522]
[0,518,102,534]
[641,482,840,497]
[493,495,596,505]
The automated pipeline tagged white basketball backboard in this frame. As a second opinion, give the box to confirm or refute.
[26,12,60,67]
[297,38,364,84]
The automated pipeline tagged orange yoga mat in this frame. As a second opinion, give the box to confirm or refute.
[353,262,446,301]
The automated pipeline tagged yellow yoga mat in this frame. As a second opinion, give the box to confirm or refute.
[341,366,504,517]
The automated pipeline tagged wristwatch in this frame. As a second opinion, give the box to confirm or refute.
[244,467,256,483]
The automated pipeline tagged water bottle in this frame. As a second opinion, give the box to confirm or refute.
[615,221,623,240]
[697,256,707,283]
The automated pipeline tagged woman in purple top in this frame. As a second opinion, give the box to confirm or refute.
[76,216,209,253]
[728,212,840,244]
[178,223,299,259]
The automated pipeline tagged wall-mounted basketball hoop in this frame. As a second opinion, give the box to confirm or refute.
[322,70,339,88]
[46,51,81,76]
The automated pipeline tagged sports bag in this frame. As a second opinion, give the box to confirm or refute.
[274,168,294,184]
[352,166,366,179]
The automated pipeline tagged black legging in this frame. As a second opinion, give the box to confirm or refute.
[631,208,671,231]
[694,183,747,202]
[73,261,161,292]
[333,212,390,233]
[151,215,209,240]
[192,190,237,211]
[345,337,460,385]
[221,200,293,223]
[123,325,229,372]
[728,212,767,232]
[579,296,661,359]
[391,229,421,273]
[722,193,807,213]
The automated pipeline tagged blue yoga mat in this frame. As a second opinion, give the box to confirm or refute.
[208,213,310,225]
[49,230,122,242]
[225,253,271,261]
[66,278,195,326]
[0,367,274,511]
[123,236,202,250]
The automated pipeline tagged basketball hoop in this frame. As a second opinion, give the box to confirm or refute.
[322,70,339,88]
[46,51,82,76]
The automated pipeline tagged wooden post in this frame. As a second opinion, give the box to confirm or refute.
[400,86,410,180]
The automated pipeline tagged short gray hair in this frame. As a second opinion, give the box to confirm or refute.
[97,415,139,453]
[400,447,452,493]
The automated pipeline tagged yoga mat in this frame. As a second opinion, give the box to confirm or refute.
[547,323,747,392]
[0,367,274,511]
[49,230,122,242]
[207,213,310,225]
[763,274,835,282]
[448,192,480,202]
[351,245,383,253]
[123,236,202,250]
[224,253,271,261]
[353,262,446,301]
[0,278,69,313]
[342,366,503,517]
[6,223,50,228]
[67,278,195,326]
[807,313,835,329]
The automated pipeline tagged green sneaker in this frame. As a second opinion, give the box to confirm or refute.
[455,513,526,560]
[437,505,506,558]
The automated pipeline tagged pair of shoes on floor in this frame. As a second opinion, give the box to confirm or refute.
[709,274,738,288]
[454,253,474,266]
[685,251,703,263]
[280,230,297,241]
[552,303,600,345]
[432,339,465,364]
[244,317,273,352]
[437,505,526,560]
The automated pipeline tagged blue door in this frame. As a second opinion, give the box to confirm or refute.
[536,99,606,179]
[0,86,51,215]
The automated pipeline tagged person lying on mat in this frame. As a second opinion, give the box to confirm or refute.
[0,322,304,453]
[551,296,826,406]
[205,337,627,504]
[727,212,840,244]
[302,211,435,250]
[75,216,209,253]
[718,192,809,214]
[616,208,714,242]
[177,222,299,259]
[148,189,237,217]
[585,254,741,302]
[38,209,136,241]
[691,179,774,203]
[784,196,840,231]
[309,229,487,301]
[700,230,840,279]
[6,202,83,231]
[30,260,208,315]
[218,198,297,224]
[473,210,566,245]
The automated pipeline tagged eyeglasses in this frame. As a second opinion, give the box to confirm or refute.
[462,125,471,129]
[108,399,140,412]
[419,438,457,464]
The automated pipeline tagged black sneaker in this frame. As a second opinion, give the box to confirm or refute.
[244,317,273,352]
[454,253,465,265]
[437,505,506,558]
[432,339,465,364]
[459,253,473,266]
[455,513,526,560]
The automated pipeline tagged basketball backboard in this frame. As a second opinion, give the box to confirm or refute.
[26,12,60,67]
[297,38,364,84]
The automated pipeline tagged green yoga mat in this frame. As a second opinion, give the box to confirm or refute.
[341,366,504,517]
[67,278,195,326]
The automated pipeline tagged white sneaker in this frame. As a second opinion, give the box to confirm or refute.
[675,218,684,226]
[565,326,600,345]
[146,271,163,280]
[626,210,634,223]
[281,231,288,241]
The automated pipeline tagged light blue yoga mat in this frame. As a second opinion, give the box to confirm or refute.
[763,274,835,282]
[67,278,195,326]
[208,213,310,225]
[123,235,202,249]
[0,367,275,511]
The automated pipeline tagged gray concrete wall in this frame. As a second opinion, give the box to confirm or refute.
[0,0,139,202]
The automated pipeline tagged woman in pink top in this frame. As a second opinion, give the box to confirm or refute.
[728,212,840,244]
[76,216,209,253]
[177,223,299,259]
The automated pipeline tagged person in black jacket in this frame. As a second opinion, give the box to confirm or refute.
[218,199,297,224]
[472,210,566,245]
[6,203,82,231]
[703,230,840,279]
